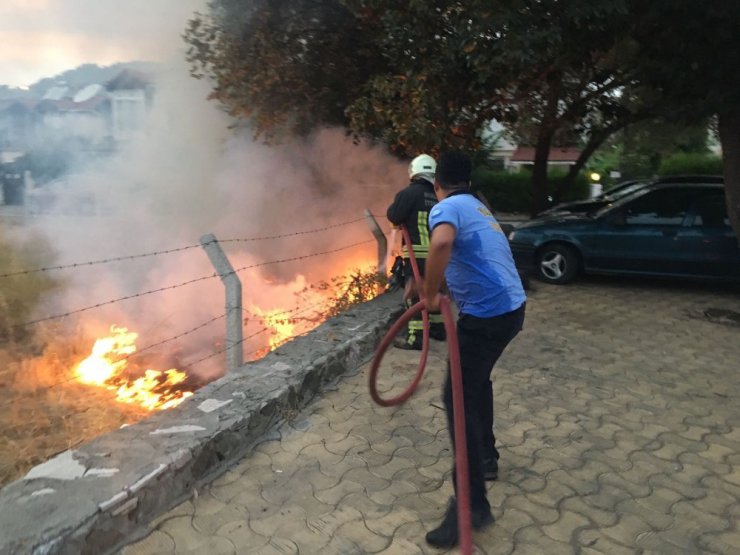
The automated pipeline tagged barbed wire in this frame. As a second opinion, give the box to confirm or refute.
[0,298,328,416]
[219,217,368,244]
[125,313,226,360]
[0,312,229,411]
[231,239,375,274]
[12,238,376,329]
[1,236,378,421]
[0,273,374,424]
[0,244,202,279]
[13,272,219,328]
[186,299,332,369]
[0,217,370,279]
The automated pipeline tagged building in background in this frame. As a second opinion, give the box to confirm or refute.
[482,120,582,172]
[106,69,153,142]
[0,68,153,206]
[507,146,582,172]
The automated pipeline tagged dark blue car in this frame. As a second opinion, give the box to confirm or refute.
[508,177,740,284]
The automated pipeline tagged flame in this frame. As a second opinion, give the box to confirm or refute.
[252,307,296,351]
[247,258,381,358]
[74,326,193,411]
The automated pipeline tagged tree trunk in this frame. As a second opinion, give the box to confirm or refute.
[530,74,562,216]
[718,109,740,236]
[531,130,554,216]
[555,129,614,202]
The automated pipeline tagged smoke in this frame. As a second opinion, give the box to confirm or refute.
[0,0,206,87]
[15,56,406,379]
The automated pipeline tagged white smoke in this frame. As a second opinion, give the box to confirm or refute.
[19,57,406,380]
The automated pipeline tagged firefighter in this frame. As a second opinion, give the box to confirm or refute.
[387,153,446,349]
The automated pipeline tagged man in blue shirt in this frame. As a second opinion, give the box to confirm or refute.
[423,150,526,548]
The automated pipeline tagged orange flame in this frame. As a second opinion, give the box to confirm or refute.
[252,307,296,351]
[75,326,193,411]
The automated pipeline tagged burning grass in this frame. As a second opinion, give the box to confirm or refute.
[0,320,156,486]
[0,257,385,487]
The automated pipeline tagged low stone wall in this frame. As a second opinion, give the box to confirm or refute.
[0,291,402,555]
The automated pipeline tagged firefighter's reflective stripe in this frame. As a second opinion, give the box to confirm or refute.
[401,244,430,258]
[429,313,444,324]
[407,319,423,344]
[417,211,430,247]
[401,210,431,259]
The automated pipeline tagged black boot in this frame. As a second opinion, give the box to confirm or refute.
[429,323,447,341]
[425,498,494,548]
[484,458,498,481]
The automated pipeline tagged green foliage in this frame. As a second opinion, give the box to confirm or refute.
[472,169,589,213]
[658,153,724,177]
[627,2,740,119]
[185,0,640,158]
[185,0,386,142]
[0,229,59,344]
[554,172,591,202]
[472,170,532,214]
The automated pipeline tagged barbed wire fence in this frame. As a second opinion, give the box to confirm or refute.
[0,212,391,406]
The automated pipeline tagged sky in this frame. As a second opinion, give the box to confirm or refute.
[0,0,205,88]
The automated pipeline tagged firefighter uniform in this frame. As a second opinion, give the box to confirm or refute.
[387,176,446,348]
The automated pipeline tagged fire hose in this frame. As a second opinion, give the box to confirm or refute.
[368,226,474,555]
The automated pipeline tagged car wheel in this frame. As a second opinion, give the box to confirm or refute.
[536,244,580,284]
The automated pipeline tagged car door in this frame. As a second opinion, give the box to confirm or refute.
[674,189,740,277]
[586,187,699,274]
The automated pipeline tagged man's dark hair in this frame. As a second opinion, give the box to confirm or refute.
[436,150,472,189]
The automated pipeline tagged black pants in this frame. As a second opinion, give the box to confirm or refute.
[443,303,525,511]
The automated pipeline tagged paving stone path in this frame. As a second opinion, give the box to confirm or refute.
[122,277,740,554]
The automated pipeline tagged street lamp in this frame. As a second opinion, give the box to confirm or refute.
[588,172,602,198]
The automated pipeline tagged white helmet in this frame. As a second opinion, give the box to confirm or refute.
[408,153,436,180]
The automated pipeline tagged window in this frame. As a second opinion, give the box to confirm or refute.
[623,188,698,226]
[692,191,731,228]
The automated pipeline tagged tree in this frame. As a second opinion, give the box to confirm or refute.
[615,119,711,179]
[626,1,740,233]
[185,0,647,213]
[344,0,647,213]
[185,0,386,141]
[186,1,740,226]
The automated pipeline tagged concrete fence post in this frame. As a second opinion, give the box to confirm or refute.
[200,233,243,372]
[364,209,388,279]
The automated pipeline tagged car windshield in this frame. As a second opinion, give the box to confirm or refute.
[602,182,647,201]
[588,186,652,218]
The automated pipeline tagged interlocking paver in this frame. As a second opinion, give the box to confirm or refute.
[503,494,560,525]
[515,523,573,554]
[701,530,740,553]
[214,520,267,550]
[576,528,636,555]
[192,500,249,535]
[120,530,174,554]
[122,278,740,554]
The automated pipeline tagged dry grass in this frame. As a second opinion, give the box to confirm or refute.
[0,228,146,486]
[0,329,147,487]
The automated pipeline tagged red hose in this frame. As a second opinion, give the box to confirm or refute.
[368,227,473,555]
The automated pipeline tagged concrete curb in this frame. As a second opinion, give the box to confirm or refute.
[0,291,403,555]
